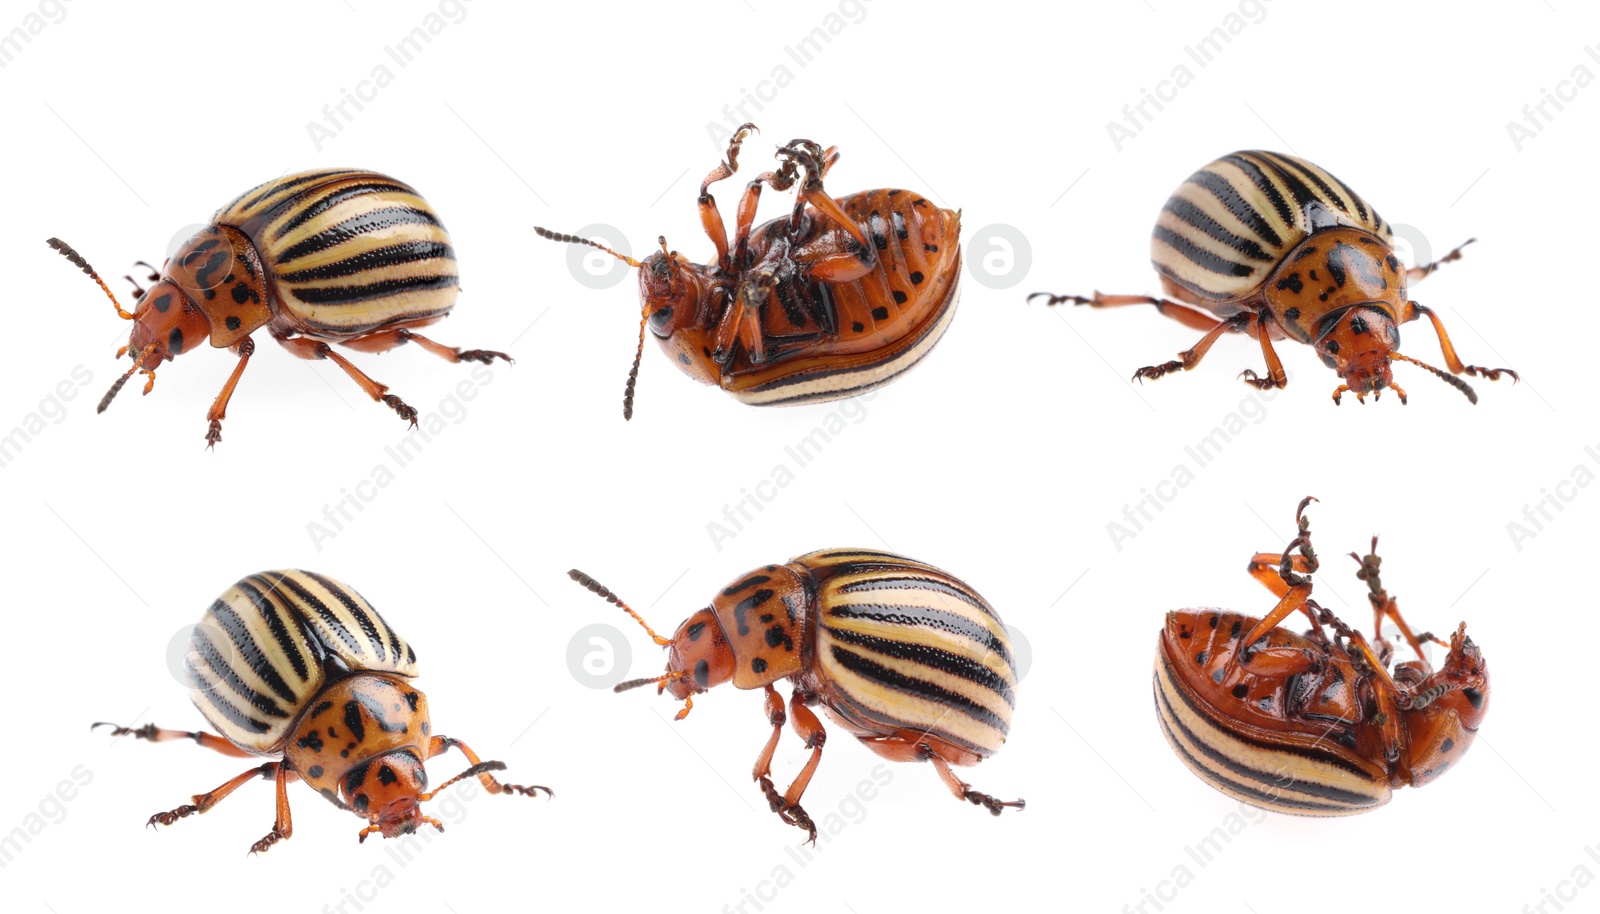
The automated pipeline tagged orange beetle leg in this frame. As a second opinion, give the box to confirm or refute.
[752,685,788,816]
[92,721,254,758]
[273,332,418,427]
[337,327,511,366]
[204,337,255,450]
[426,736,550,799]
[920,742,1025,816]
[771,690,828,844]
[1400,301,1518,383]
[1404,238,1474,285]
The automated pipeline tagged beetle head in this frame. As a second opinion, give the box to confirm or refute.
[343,748,432,840]
[1316,305,1398,400]
[1400,624,1488,787]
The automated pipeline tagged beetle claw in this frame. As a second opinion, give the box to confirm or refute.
[1026,291,1092,307]
[382,394,418,427]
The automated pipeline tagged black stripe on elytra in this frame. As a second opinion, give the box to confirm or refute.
[1154,670,1379,808]
[289,273,458,306]
[1189,168,1283,248]
[275,208,444,265]
[1221,154,1293,228]
[1153,226,1255,278]
[828,603,1014,672]
[824,626,1015,705]
[827,684,994,756]
[1151,262,1236,302]
[231,170,349,215]
[1253,152,1319,213]
[208,599,299,703]
[829,643,1011,731]
[1163,196,1274,261]
[272,181,411,241]
[302,571,390,664]
[268,572,363,656]
[830,571,999,619]
[1156,650,1371,780]
[190,629,290,719]
[186,662,273,733]
[237,577,319,682]
[1267,152,1350,217]
[1153,685,1365,812]
[1324,171,1369,223]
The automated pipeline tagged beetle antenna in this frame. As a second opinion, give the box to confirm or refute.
[98,344,156,413]
[1390,352,1478,405]
[623,307,646,421]
[418,760,508,801]
[613,671,688,693]
[533,226,641,268]
[47,237,137,320]
[567,569,671,645]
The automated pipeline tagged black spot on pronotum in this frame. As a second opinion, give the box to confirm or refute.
[1275,274,1303,295]
[765,625,786,648]
[1350,314,1369,335]
[307,765,324,779]
[694,659,709,689]
[686,621,706,641]
[404,691,420,711]
[1283,307,1300,321]
[296,731,324,752]
[152,293,172,313]
[168,328,184,354]
[225,315,242,331]
[344,701,367,744]
[231,282,257,305]
[377,765,398,786]
[1463,687,1484,710]
[751,657,768,674]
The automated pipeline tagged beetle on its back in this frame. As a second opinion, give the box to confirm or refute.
[537,125,962,418]
[48,169,511,447]
[1033,151,1518,404]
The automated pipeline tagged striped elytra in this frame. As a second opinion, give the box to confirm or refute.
[1151,501,1490,816]
[569,547,1022,842]
[49,168,510,446]
[185,569,418,752]
[98,570,546,853]
[537,127,961,419]
[1032,149,1517,403]
[1151,151,1390,304]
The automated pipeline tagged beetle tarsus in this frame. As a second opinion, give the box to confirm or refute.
[1026,291,1093,307]
[782,802,818,845]
[964,789,1026,816]
[1132,360,1184,383]
[1462,364,1518,383]
[205,420,223,450]
[382,394,418,427]
[147,804,199,828]
[455,349,513,365]
[248,827,286,855]
[1239,369,1284,390]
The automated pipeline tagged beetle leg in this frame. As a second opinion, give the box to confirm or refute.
[713,276,775,366]
[1241,498,1322,651]
[1405,238,1474,285]
[700,123,756,268]
[272,332,418,428]
[1239,311,1289,389]
[1399,301,1519,383]
[337,327,512,366]
[92,721,255,759]
[1027,291,1223,331]
[1130,311,1253,383]
[249,763,294,855]
[1246,552,1325,637]
[204,337,255,450]
[1349,537,1447,663]
[752,685,788,814]
[427,736,551,798]
[772,690,828,844]
[145,761,287,833]
[920,744,1025,816]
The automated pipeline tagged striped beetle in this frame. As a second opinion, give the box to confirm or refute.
[1154,498,1489,816]
[536,125,961,419]
[569,549,1022,842]
[1033,151,1517,404]
[49,169,510,447]
[96,570,547,853]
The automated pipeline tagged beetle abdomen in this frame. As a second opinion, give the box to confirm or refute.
[185,570,419,753]
[215,170,458,337]
[728,191,961,406]
[1153,615,1391,816]
[797,549,1014,758]
[1152,151,1390,303]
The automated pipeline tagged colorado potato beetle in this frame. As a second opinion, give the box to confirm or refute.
[536,125,961,418]
[49,169,510,447]
[568,549,1021,842]
[1154,498,1489,815]
[96,570,547,853]
[1033,151,1517,404]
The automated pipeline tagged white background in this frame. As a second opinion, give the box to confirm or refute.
[0,1,1593,912]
